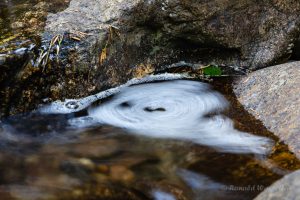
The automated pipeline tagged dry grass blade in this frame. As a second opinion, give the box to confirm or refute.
[35,34,64,70]
[100,47,107,65]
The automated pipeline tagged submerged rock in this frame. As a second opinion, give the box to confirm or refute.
[254,170,300,200]
[233,61,300,158]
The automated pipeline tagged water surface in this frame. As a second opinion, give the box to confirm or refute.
[1,2,299,200]
[0,77,299,200]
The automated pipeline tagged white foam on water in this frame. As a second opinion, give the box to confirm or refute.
[39,74,273,154]
[86,80,273,154]
[177,169,224,190]
[38,73,189,114]
[152,190,176,200]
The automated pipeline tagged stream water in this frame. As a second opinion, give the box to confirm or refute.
[1,1,300,200]
[0,75,300,200]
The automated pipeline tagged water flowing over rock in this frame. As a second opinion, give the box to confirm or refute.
[234,61,300,158]
[1,76,299,200]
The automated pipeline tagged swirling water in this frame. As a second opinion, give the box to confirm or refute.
[73,80,272,154]
[0,75,299,200]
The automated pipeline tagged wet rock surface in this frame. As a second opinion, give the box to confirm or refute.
[233,61,300,158]
[0,0,71,118]
[254,170,300,200]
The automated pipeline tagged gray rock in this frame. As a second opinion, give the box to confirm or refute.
[3,0,300,117]
[128,0,300,69]
[44,0,300,71]
[45,0,139,34]
[233,61,300,158]
[44,0,141,73]
[255,170,300,200]
[40,0,300,109]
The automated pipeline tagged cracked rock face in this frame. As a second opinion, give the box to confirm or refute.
[233,61,300,158]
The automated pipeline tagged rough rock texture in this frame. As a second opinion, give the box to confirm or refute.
[0,0,72,118]
[233,61,300,158]
[38,0,300,112]
[44,0,300,70]
[44,0,140,67]
[130,0,300,68]
[2,0,300,117]
[255,170,300,200]
[43,0,144,90]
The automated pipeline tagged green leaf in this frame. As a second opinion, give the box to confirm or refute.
[203,65,222,76]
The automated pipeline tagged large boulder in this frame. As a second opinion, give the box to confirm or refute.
[2,0,300,117]
[255,170,300,200]
[45,0,300,69]
[37,0,300,109]
[233,61,300,158]
[129,0,300,68]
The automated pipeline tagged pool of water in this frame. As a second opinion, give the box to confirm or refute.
[0,76,299,200]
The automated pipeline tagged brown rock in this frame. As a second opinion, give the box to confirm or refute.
[109,165,135,182]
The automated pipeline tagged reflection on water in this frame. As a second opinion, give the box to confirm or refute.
[0,78,300,200]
